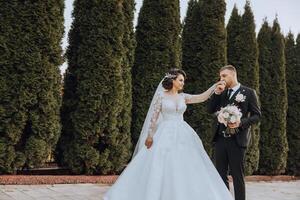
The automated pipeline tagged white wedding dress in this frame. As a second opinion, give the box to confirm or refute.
[103,86,234,200]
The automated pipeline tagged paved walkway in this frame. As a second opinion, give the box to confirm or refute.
[0,181,299,200]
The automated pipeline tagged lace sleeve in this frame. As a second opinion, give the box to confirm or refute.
[147,93,162,137]
[184,84,217,104]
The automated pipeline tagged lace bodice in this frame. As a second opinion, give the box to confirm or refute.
[147,84,216,137]
[162,93,187,116]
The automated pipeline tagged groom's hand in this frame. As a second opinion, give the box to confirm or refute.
[228,120,241,129]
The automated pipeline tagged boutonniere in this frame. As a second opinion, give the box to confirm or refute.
[235,92,246,102]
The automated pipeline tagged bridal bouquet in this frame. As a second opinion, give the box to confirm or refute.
[217,104,242,134]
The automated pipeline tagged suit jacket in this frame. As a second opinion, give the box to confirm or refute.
[207,85,261,147]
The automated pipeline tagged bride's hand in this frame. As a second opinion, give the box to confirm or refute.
[215,80,226,94]
[145,136,153,149]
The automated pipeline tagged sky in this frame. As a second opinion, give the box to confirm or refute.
[61,0,300,73]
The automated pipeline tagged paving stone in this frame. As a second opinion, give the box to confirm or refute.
[0,181,299,200]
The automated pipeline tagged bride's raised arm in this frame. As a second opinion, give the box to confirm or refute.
[184,83,218,104]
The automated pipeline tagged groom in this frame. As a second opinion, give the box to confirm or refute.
[208,65,261,200]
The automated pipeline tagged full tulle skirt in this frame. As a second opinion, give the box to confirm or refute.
[103,119,233,200]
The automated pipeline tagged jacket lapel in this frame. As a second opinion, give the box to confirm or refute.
[228,85,244,104]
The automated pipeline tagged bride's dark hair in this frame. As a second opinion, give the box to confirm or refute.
[162,68,187,90]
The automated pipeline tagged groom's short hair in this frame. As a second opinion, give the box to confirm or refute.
[219,65,237,73]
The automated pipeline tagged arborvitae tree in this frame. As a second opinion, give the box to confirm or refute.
[0,1,63,173]
[257,21,272,175]
[285,32,300,175]
[240,1,260,91]
[227,5,243,68]
[182,0,200,78]
[132,0,181,144]
[182,0,226,155]
[117,0,135,155]
[227,1,260,175]
[258,19,288,175]
[59,0,132,174]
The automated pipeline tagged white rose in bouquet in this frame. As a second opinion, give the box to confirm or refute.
[217,104,242,134]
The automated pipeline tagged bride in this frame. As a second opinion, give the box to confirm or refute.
[103,68,233,200]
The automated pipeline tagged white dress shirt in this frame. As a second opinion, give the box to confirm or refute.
[228,83,241,99]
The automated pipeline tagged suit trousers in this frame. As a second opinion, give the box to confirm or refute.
[214,135,246,200]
